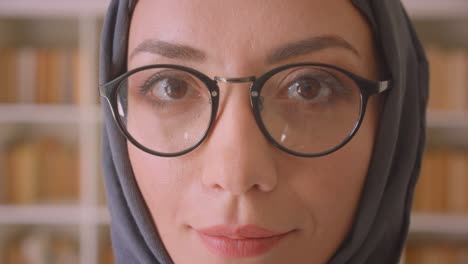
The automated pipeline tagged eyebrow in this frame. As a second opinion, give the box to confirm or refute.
[129,39,207,61]
[266,35,360,64]
[129,34,360,64]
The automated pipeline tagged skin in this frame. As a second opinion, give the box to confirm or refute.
[127,1,382,263]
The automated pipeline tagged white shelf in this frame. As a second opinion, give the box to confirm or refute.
[0,0,110,18]
[402,0,468,19]
[409,213,468,242]
[427,110,468,129]
[0,0,467,19]
[426,110,468,149]
[0,104,102,124]
[0,205,109,225]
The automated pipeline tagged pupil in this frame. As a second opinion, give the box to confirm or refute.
[297,79,319,99]
[164,79,187,99]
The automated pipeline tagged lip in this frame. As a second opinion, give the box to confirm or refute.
[195,225,292,258]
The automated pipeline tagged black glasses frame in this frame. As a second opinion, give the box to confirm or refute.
[99,63,390,158]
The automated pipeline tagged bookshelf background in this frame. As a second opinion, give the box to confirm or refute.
[0,1,107,264]
[403,0,468,263]
[0,1,467,263]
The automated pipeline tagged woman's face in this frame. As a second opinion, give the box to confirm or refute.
[127,0,381,263]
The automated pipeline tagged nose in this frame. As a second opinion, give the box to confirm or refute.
[200,82,278,196]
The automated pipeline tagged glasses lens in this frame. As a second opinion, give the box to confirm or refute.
[258,65,362,155]
[116,67,212,154]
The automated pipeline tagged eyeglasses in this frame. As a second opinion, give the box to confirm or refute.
[99,63,390,157]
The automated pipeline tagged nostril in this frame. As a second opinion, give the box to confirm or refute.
[211,183,224,192]
[252,183,262,191]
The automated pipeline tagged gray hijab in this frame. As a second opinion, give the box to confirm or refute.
[99,0,428,263]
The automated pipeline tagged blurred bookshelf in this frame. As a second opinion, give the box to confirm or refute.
[0,1,106,264]
[401,0,468,263]
[0,0,467,264]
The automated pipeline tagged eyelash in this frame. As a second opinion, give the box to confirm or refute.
[138,73,173,108]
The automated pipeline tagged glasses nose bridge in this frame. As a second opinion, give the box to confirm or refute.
[213,76,256,84]
[213,75,260,101]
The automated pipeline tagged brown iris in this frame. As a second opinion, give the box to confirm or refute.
[295,78,320,100]
[162,78,188,99]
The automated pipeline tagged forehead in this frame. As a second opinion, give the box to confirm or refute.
[129,0,374,70]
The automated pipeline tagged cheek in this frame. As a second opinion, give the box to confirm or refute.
[128,143,195,225]
[283,139,372,240]
[286,95,378,236]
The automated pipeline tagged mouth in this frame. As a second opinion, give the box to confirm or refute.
[194,224,294,258]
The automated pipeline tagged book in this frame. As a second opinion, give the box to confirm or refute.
[45,49,61,104]
[16,47,37,104]
[413,149,448,213]
[413,148,468,214]
[0,48,18,103]
[0,148,6,203]
[50,232,79,264]
[406,243,457,264]
[4,136,79,205]
[71,48,81,105]
[3,232,28,264]
[5,139,41,205]
[38,137,79,203]
[100,237,115,264]
[427,46,451,110]
[426,46,468,111]
[446,150,468,213]
[0,47,82,105]
[405,243,468,264]
[2,228,79,264]
[444,49,467,111]
[35,49,49,104]
[61,48,75,104]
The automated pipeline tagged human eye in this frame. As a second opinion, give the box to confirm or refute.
[138,70,202,107]
[277,67,346,104]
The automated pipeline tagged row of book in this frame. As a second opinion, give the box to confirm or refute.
[0,47,83,105]
[413,148,468,213]
[405,243,468,264]
[427,46,468,111]
[1,227,113,264]
[0,137,79,204]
